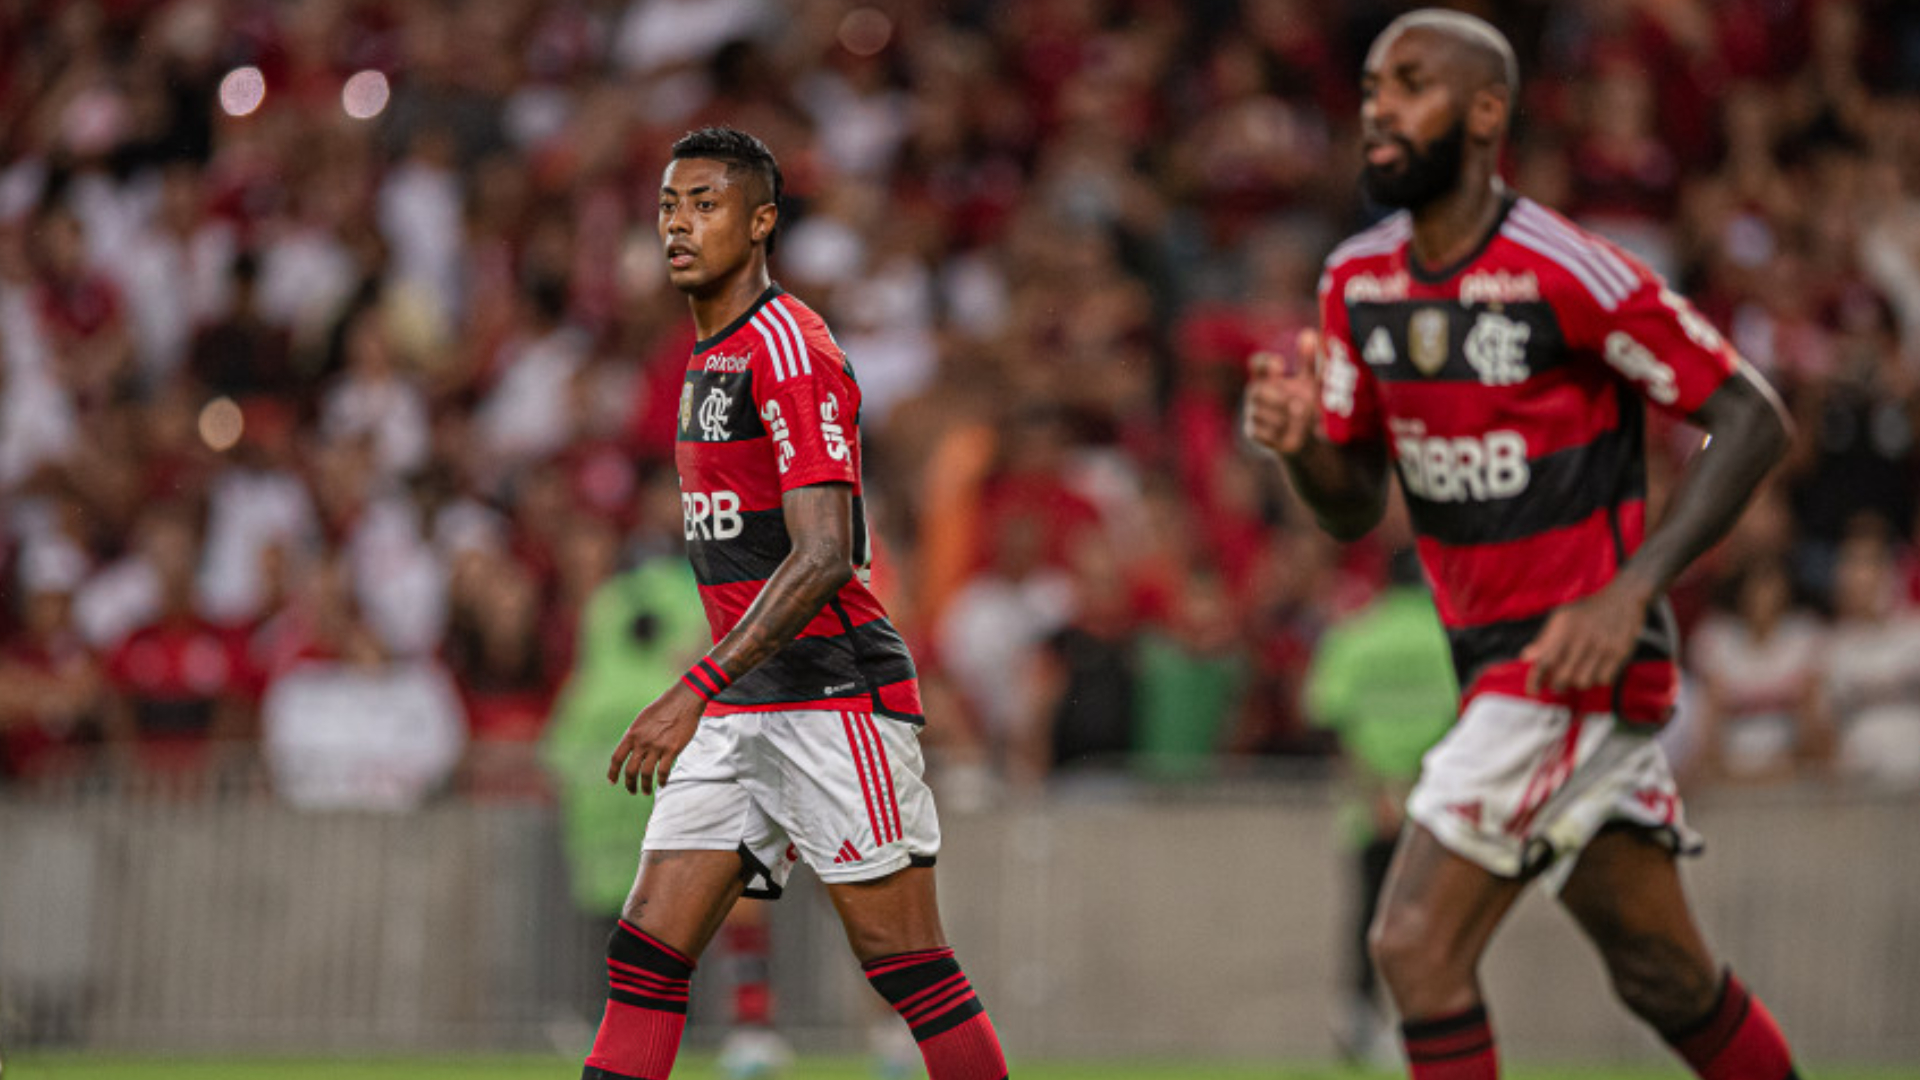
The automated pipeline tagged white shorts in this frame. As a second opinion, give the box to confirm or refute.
[643,709,942,897]
[1406,694,1702,893]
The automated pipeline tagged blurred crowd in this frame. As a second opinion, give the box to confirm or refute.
[3,0,1920,806]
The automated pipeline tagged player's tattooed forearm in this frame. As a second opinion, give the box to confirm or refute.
[710,485,853,679]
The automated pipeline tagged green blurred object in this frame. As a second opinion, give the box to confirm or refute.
[1132,630,1248,778]
[539,556,713,915]
[1304,583,1459,846]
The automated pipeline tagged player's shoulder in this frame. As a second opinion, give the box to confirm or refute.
[764,288,843,352]
[1319,211,1410,296]
[1326,211,1412,267]
[1496,197,1652,312]
[747,287,847,380]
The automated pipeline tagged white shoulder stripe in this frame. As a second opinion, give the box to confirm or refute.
[1510,202,1637,295]
[750,312,790,380]
[1501,218,1629,311]
[769,298,813,376]
[763,305,805,380]
[1519,203,1637,291]
[1327,214,1410,267]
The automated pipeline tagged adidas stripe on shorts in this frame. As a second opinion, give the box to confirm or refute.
[642,709,942,896]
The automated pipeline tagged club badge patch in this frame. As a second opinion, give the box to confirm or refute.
[1410,308,1449,376]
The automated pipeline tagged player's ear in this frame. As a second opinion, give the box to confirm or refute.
[750,202,779,247]
[1467,85,1509,142]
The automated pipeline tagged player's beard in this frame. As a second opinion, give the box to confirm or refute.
[1362,116,1468,210]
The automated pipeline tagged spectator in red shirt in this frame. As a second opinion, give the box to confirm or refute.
[102,504,253,779]
[0,542,103,785]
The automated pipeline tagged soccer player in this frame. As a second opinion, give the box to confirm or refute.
[582,127,1008,1080]
[1245,11,1801,1080]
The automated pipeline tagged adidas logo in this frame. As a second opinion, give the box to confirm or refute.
[832,841,863,865]
[1447,800,1483,827]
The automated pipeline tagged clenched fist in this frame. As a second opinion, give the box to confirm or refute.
[1244,329,1325,457]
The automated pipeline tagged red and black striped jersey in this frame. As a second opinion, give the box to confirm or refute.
[674,285,922,722]
[1317,195,1740,724]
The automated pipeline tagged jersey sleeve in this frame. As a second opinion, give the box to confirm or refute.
[1316,268,1385,446]
[750,327,861,492]
[1558,241,1740,421]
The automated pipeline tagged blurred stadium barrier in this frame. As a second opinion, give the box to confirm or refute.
[1,767,1914,1063]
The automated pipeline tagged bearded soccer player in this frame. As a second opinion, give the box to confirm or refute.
[1246,12,1801,1080]
[582,128,1008,1080]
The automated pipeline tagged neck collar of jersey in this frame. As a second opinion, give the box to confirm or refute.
[695,283,786,354]
[1406,190,1518,285]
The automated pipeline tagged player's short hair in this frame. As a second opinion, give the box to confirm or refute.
[671,126,784,255]
[1385,9,1520,101]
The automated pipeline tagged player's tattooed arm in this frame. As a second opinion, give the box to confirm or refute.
[1623,365,1791,595]
[609,484,855,795]
[707,482,856,678]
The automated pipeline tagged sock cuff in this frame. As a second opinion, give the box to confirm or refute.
[863,946,957,977]
[615,920,696,973]
[1403,1004,1494,1063]
[864,946,984,1042]
[1665,969,1751,1060]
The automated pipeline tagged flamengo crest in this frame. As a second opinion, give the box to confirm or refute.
[1463,312,1532,386]
[698,387,732,440]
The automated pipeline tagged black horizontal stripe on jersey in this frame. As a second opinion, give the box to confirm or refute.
[1399,425,1644,547]
[686,508,791,585]
[679,370,766,444]
[1346,300,1568,385]
[717,620,918,710]
[1447,598,1676,688]
[685,494,872,585]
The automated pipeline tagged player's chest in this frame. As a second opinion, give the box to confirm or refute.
[677,368,765,447]
[1346,295,1568,391]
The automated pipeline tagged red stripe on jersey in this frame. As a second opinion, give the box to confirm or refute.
[676,438,787,511]
[1418,505,1635,628]
[1463,659,1678,724]
[706,695,878,717]
[1380,364,1622,456]
[696,579,890,643]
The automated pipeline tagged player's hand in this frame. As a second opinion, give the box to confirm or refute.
[608,684,705,796]
[1244,330,1324,457]
[1520,574,1657,694]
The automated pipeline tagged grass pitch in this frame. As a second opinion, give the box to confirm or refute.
[6,1057,1920,1080]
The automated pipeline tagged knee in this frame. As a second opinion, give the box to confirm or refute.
[1598,932,1720,1032]
[1367,900,1450,993]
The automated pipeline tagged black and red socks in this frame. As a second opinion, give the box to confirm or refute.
[583,921,695,1080]
[863,946,1008,1080]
